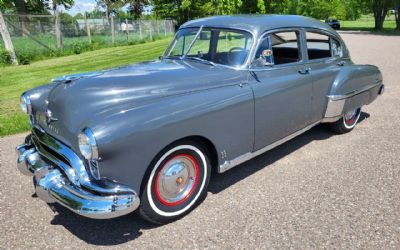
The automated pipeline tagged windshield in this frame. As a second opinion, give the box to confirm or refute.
[164,27,254,67]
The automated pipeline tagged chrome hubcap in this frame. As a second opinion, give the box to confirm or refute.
[344,108,360,127]
[155,154,198,206]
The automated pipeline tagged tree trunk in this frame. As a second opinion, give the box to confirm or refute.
[55,9,62,49]
[0,12,18,65]
[13,0,30,36]
[373,8,388,30]
[396,3,400,31]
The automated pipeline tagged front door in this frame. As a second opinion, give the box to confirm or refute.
[250,30,313,150]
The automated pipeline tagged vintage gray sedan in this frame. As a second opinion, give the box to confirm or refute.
[16,15,384,224]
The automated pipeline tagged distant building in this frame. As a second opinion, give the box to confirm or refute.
[76,19,109,31]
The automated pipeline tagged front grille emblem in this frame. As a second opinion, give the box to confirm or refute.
[45,109,58,125]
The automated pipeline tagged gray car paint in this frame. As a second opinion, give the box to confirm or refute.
[23,15,382,192]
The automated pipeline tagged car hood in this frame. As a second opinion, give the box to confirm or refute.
[39,60,243,146]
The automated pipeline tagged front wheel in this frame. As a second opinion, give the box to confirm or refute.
[329,107,361,134]
[139,141,211,224]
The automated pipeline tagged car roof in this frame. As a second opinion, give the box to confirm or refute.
[181,15,338,37]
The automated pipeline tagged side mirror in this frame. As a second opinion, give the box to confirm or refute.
[252,49,274,68]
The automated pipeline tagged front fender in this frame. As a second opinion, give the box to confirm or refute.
[90,84,254,192]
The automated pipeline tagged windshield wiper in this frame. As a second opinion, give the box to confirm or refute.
[184,57,215,66]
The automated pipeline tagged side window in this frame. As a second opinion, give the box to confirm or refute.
[306,32,342,60]
[256,31,301,65]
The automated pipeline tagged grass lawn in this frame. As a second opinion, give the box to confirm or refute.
[340,15,399,34]
[0,33,170,65]
[0,37,171,136]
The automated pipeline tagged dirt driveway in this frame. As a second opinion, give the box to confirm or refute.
[0,33,399,249]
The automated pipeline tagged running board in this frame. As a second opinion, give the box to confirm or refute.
[218,121,320,173]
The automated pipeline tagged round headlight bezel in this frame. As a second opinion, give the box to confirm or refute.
[20,94,32,114]
[78,128,99,160]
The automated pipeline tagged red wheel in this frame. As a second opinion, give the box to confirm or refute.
[154,154,200,207]
[343,108,361,129]
[139,141,211,224]
[328,107,361,134]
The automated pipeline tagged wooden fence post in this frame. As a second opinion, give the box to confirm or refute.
[0,12,18,65]
[85,12,91,44]
[55,9,62,49]
[164,20,167,36]
[125,18,129,41]
[139,20,142,40]
[149,22,153,40]
[111,16,115,45]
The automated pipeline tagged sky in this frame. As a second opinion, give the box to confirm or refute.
[64,0,152,16]
[67,0,97,15]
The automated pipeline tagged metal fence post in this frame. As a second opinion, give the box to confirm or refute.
[111,16,115,45]
[0,12,18,65]
[55,9,63,49]
[84,13,91,44]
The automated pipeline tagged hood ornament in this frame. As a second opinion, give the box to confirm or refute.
[52,72,103,84]
[45,109,58,125]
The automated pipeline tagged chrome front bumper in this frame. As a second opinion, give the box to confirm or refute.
[16,132,140,219]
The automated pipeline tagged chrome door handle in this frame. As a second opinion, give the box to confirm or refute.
[337,61,345,66]
[298,68,311,75]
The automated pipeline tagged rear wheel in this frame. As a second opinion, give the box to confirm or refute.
[139,141,211,224]
[329,107,361,134]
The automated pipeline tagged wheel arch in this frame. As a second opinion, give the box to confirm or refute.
[139,135,219,196]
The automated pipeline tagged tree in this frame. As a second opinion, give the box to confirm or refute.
[127,0,149,20]
[212,0,243,15]
[96,0,125,18]
[152,0,213,24]
[361,0,394,29]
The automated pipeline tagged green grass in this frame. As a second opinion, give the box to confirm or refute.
[0,37,171,136]
[0,33,172,65]
[340,15,399,34]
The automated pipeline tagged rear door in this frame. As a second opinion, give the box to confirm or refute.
[303,30,347,122]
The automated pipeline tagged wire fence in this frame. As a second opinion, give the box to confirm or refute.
[0,13,176,64]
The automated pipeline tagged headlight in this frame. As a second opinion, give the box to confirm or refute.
[78,128,99,160]
[20,94,32,114]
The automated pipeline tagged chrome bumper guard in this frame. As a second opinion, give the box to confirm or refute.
[16,131,140,219]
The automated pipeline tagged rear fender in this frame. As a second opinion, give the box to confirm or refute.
[323,64,383,122]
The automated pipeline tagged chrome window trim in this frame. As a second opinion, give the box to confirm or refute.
[249,27,308,72]
[303,28,347,62]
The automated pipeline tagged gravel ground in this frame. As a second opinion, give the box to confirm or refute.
[1,33,399,249]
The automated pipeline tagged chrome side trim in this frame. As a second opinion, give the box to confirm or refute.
[218,121,320,173]
[324,98,346,118]
[327,81,381,101]
[323,81,382,120]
